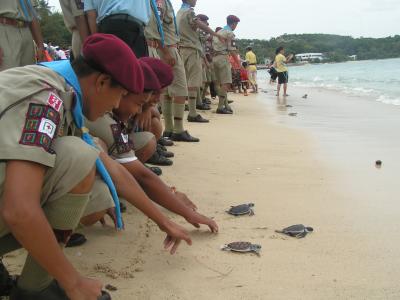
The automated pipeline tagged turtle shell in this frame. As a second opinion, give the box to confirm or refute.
[227,203,254,216]
[227,241,253,252]
[276,224,314,238]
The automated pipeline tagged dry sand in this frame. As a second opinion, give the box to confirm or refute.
[3,85,400,299]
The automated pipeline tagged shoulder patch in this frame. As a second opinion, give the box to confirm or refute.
[46,92,63,112]
[19,103,60,153]
[110,124,134,154]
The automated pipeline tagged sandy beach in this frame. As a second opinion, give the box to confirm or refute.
[3,83,400,299]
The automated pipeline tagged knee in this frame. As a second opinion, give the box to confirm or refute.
[70,166,96,194]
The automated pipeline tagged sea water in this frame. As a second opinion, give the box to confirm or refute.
[260,58,400,106]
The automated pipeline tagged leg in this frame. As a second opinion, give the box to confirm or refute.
[151,116,163,141]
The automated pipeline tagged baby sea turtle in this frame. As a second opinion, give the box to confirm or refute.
[302,94,308,99]
[221,242,261,255]
[276,224,314,238]
[288,112,298,117]
[226,203,255,216]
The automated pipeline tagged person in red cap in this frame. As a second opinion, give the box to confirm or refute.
[213,15,241,114]
[0,33,143,300]
[84,57,218,249]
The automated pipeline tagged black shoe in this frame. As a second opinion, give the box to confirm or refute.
[158,137,174,147]
[196,103,211,110]
[1,261,15,296]
[171,130,200,142]
[184,104,189,111]
[187,114,209,123]
[216,108,233,114]
[147,152,173,166]
[157,144,174,158]
[228,100,234,104]
[65,233,87,248]
[162,131,172,138]
[145,164,162,176]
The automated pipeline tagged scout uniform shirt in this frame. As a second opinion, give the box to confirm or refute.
[0,64,99,237]
[144,0,162,42]
[159,0,179,46]
[86,113,138,164]
[0,0,39,22]
[212,26,237,55]
[59,0,84,32]
[176,6,202,52]
[275,53,288,73]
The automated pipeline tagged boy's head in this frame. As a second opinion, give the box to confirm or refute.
[197,14,209,25]
[139,57,174,105]
[182,0,197,7]
[276,46,284,55]
[227,15,240,31]
[242,61,248,68]
[246,46,252,52]
[73,34,144,121]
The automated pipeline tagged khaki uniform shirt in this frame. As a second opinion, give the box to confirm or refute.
[144,2,161,41]
[176,7,202,52]
[86,113,138,164]
[59,0,85,32]
[212,27,236,55]
[159,0,179,46]
[0,0,38,21]
[0,65,77,168]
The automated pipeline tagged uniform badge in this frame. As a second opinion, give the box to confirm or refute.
[110,124,133,154]
[46,92,63,112]
[19,103,60,152]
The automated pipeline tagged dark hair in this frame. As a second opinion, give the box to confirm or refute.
[276,47,284,55]
[246,46,252,51]
[242,61,248,67]
[71,55,120,87]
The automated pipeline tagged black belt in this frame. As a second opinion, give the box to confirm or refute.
[101,14,145,27]
[249,63,257,65]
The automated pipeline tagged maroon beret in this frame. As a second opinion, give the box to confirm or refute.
[82,33,144,94]
[197,14,209,22]
[139,57,174,89]
[227,15,240,24]
[139,59,161,92]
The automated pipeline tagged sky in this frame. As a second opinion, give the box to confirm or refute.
[48,0,400,39]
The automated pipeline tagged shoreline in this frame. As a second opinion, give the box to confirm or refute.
[3,85,400,299]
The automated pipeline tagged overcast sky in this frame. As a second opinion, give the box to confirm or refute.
[48,0,400,39]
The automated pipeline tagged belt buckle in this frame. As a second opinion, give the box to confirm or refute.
[17,20,25,28]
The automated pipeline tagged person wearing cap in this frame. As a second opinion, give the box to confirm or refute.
[177,0,224,123]
[149,0,200,142]
[213,15,240,114]
[245,46,258,93]
[197,14,213,109]
[84,57,218,245]
[58,0,90,58]
[0,0,46,71]
[84,0,150,58]
[0,33,144,299]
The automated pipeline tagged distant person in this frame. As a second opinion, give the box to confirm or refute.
[0,0,46,70]
[240,61,249,96]
[275,46,293,97]
[245,46,258,92]
[229,53,241,93]
[56,47,67,60]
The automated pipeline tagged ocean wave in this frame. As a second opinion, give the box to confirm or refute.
[376,95,400,106]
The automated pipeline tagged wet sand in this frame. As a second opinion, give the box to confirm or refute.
[3,84,400,299]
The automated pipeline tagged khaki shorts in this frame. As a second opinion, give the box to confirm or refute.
[180,47,203,88]
[157,47,188,97]
[213,54,232,85]
[0,136,99,237]
[131,131,155,151]
[83,176,114,216]
[0,24,35,71]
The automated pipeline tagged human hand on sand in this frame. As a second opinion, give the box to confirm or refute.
[160,220,192,254]
[171,187,198,211]
[185,211,219,233]
[99,207,124,230]
[64,276,103,300]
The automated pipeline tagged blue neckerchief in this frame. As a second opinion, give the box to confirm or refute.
[180,3,191,10]
[39,60,123,230]
[223,25,233,32]
[150,0,165,47]
[166,0,179,36]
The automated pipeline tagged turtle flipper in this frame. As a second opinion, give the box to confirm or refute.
[295,231,308,238]
[248,209,255,216]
